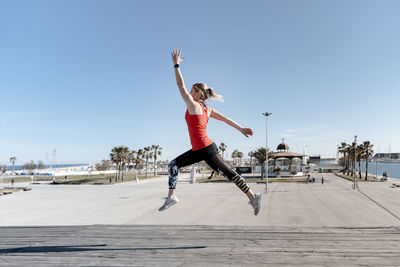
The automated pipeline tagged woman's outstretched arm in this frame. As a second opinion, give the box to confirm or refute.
[210,108,254,137]
[171,49,195,106]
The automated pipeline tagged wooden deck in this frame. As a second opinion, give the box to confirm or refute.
[1,225,400,266]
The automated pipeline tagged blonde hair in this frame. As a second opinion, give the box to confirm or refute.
[192,83,224,102]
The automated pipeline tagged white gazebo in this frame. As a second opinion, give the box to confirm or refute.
[270,139,306,177]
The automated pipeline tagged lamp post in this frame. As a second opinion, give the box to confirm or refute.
[262,112,271,193]
[52,148,56,182]
[53,148,56,169]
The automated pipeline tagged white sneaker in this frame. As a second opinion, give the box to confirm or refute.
[159,195,179,211]
[249,193,261,215]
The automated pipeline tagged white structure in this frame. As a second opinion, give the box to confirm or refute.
[303,145,309,165]
[270,139,306,177]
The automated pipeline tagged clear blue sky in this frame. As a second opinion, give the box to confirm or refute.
[1,0,399,165]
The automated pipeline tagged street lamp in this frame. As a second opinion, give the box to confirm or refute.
[52,148,56,183]
[262,112,272,193]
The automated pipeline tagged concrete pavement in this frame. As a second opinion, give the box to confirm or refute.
[1,173,400,227]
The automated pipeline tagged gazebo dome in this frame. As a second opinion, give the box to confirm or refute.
[277,139,289,152]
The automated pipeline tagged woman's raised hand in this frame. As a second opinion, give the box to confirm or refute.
[171,49,185,65]
[240,128,254,138]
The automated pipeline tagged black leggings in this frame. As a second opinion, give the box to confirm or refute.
[168,143,250,194]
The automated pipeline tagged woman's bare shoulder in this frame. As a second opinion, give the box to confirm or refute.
[187,101,203,115]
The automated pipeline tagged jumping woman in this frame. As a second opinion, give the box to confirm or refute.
[159,49,261,215]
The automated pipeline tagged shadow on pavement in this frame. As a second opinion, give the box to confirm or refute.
[0,244,207,254]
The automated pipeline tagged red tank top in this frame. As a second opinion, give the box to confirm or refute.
[185,101,214,151]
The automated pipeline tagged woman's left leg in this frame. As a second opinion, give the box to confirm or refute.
[204,153,255,201]
[204,152,261,215]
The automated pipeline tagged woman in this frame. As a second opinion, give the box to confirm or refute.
[159,49,261,215]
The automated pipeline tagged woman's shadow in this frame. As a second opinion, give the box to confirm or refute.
[0,244,206,254]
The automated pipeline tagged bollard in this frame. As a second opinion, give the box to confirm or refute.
[190,166,196,184]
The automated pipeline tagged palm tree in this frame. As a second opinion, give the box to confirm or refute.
[149,152,154,176]
[22,160,36,171]
[362,141,374,180]
[9,156,17,174]
[38,160,45,169]
[252,147,273,178]
[346,144,353,176]
[237,151,243,166]
[122,147,131,179]
[219,143,227,159]
[345,142,354,176]
[337,142,349,174]
[344,143,351,175]
[1,164,7,174]
[248,151,254,168]
[231,150,240,168]
[110,148,121,180]
[143,146,153,178]
[356,143,364,179]
[132,149,144,171]
[151,145,162,176]
[110,146,130,180]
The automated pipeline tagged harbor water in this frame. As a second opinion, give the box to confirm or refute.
[6,164,88,171]
[360,161,400,180]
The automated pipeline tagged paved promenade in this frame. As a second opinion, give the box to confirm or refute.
[1,173,400,266]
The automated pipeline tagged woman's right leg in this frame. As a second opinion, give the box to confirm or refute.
[159,149,203,211]
[168,149,202,196]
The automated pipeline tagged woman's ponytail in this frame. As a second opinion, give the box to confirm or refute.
[206,88,223,102]
[193,82,224,102]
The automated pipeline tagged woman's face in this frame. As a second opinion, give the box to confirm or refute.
[190,87,202,101]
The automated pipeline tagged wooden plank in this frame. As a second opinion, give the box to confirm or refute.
[0,225,400,266]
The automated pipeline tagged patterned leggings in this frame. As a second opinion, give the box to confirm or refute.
[168,143,250,194]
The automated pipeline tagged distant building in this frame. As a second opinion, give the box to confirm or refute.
[320,158,337,165]
[309,156,321,165]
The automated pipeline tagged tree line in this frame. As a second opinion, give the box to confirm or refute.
[219,143,273,178]
[108,145,162,180]
[105,142,272,181]
[0,143,294,179]
[337,141,374,180]
[21,160,46,171]
[0,157,46,174]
